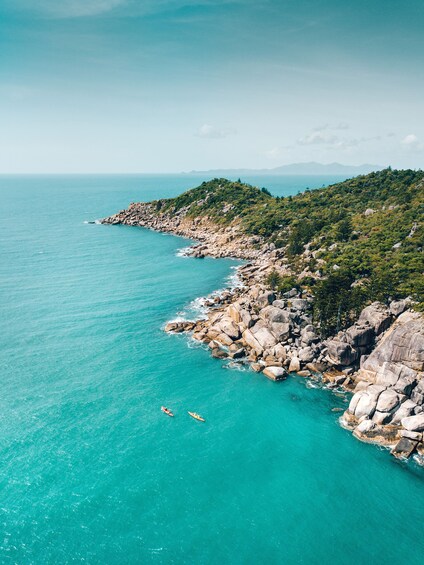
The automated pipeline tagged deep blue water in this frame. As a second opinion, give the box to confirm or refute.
[1,174,423,564]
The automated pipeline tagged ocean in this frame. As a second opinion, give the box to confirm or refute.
[1,174,423,564]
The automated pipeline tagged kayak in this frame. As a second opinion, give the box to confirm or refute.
[188,411,205,422]
[161,406,174,417]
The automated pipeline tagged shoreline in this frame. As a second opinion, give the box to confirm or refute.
[102,204,424,463]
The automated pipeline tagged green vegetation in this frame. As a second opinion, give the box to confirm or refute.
[159,178,271,226]
[153,169,424,327]
[265,269,282,290]
[312,272,368,337]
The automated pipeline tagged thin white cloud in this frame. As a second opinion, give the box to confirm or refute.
[402,134,418,145]
[401,134,423,151]
[195,124,235,139]
[298,125,386,150]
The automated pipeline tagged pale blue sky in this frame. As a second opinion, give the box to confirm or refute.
[1,0,423,172]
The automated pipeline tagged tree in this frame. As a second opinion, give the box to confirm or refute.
[334,217,352,242]
[266,269,282,290]
[313,271,357,336]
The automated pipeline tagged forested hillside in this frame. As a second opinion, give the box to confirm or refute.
[155,169,423,323]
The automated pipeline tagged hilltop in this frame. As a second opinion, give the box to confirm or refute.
[105,169,424,322]
[163,170,422,300]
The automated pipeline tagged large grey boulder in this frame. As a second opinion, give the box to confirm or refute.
[391,399,417,423]
[354,419,376,435]
[290,298,309,311]
[243,329,264,355]
[227,303,242,324]
[390,300,408,317]
[346,325,375,348]
[272,343,287,360]
[361,312,424,379]
[372,411,394,425]
[269,322,291,342]
[215,333,234,347]
[358,302,392,335]
[260,305,291,324]
[401,413,424,432]
[326,340,359,366]
[298,346,315,363]
[349,384,385,419]
[376,389,401,413]
[240,309,254,329]
[257,292,276,308]
[288,357,301,372]
[251,325,278,350]
[216,316,241,340]
[263,366,287,381]
[411,388,424,405]
[301,331,320,346]
[374,361,417,387]
[391,437,418,459]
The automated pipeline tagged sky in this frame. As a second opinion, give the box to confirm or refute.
[1,0,423,173]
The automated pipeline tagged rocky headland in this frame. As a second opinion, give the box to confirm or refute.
[102,171,424,461]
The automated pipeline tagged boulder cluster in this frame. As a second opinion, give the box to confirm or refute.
[342,310,424,459]
[169,279,326,382]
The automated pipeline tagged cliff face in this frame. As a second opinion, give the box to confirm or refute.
[360,311,424,376]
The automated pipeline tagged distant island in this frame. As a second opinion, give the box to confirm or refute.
[184,161,384,176]
[102,169,424,461]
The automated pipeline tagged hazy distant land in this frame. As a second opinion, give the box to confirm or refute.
[184,162,383,176]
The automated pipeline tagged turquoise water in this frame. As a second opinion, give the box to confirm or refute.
[1,174,423,564]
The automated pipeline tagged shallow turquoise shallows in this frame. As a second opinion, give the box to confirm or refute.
[1,175,423,564]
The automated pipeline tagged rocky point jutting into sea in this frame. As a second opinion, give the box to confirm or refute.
[102,172,424,461]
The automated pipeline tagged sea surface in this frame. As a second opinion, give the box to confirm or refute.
[1,174,423,564]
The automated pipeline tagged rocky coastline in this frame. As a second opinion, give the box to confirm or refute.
[102,203,424,463]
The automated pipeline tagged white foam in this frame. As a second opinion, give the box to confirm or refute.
[225,265,245,290]
[224,360,248,372]
[176,246,192,257]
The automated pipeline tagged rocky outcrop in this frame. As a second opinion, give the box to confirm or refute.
[358,302,393,335]
[325,302,394,368]
[342,311,424,458]
[102,202,269,261]
[360,311,424,377]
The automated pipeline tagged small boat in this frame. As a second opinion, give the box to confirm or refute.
[188,411,205,422]
[161,406,174,417]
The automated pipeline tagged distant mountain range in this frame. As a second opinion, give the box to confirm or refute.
[184,162,384,176]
